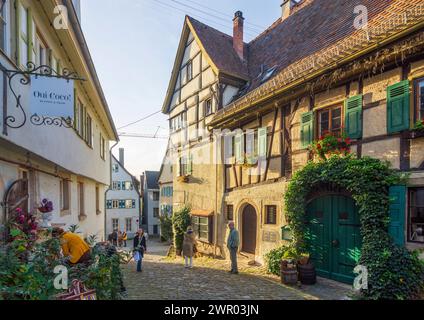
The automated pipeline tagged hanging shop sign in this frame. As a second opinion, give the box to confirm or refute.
[2,62,85,133]
[30,75,74,120]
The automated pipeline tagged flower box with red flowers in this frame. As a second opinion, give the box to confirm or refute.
[310,131,352,160]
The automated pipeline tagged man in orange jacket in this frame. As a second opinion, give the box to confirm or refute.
[52,227,91,265]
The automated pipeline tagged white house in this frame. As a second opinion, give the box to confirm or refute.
[141,171,160,236]
[0,0,118,241]
[106,149,141,239]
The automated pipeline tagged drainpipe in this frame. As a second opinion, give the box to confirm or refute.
[104,141,119,241]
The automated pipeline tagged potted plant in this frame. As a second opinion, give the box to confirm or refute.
[38,198,54,228]
[310,131,351,161]
[297,253,316,285]
[241,153,258,169]
[177,175,189,183]
[280,248,299,285]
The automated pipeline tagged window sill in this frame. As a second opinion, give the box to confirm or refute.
[60,209,71,217]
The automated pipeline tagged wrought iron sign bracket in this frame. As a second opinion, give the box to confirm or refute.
[2,62,85,135]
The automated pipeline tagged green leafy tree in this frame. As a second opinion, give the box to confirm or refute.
[172,206,192,254]
[159,215,173,242]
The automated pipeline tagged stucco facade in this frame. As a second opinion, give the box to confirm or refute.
[105,156,141,239]
[0,0,118,240]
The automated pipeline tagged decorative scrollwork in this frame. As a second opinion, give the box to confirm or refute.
[30,114,73,128]
[3,62,84,130]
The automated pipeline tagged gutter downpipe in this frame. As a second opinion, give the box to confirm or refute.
[104,141,119,241]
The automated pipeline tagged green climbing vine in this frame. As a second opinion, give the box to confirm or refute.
[284,155,424,300]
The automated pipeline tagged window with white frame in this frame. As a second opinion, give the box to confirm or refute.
[125,218,132,232]
[85,113,93,147]
[18,3,28,68]
[77,182,85,216]
[60,179,70,211]
[123,181,133,190]
[35,34,47,67]
[112,219,119,231]
[205,98,213,116]
[100,135,106,160]
[0,0,7,52]
[125,199,135,209]
[112,181,121,190]
[112,200,119,209]
[408,188,424,243]
[153,207,159,218]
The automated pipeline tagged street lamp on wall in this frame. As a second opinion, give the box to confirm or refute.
[281,225,293,241]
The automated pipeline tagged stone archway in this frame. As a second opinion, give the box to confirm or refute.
[241,204,257,254]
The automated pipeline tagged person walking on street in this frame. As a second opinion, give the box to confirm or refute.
[112,229,118,246]
[133,229,147,272]
[227,222,239,274]
[122,231,128,247]
[118,230,123,247]
[182,226,197,269]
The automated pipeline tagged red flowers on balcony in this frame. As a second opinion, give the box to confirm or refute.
[310,131,352,160]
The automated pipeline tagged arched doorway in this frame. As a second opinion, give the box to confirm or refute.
[241,204,257,254]
[306,194,361,284]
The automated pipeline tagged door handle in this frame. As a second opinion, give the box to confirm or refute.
[332,239,340,247]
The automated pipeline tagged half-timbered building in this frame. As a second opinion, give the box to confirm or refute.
[162,0,424,282]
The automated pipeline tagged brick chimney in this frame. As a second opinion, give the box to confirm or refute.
[119,148,125,167]
[281,0,296,21]
[233,11,244,61]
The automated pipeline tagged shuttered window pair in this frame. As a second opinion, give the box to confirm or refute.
[178,154,193,176]
[234,127,268,164]
[300,80,411,148]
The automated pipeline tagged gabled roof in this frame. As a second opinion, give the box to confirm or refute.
[187,17,249,81]
[245,0,395,93]
[161,15,250,114]
[163,0,423,120]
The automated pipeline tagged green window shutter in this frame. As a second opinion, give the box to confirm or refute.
[345,95,363,139]
[300,111,314,148]
[235,133,244,164]
[258,127,267,158]
[388,185,406,246]
[387,80,410,134]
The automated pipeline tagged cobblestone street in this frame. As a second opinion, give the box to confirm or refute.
[121,240,352,300]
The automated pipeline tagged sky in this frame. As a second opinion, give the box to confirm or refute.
[80,0,283,178]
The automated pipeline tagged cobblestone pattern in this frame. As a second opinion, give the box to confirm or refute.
[122,240,351,300]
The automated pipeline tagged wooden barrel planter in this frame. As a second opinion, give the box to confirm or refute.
[297,263,316,285]
[280,260,298,285]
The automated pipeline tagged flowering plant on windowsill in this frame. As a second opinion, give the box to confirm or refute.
[177,175,190,183]
[309,131,352,161]
[241,153,258,168]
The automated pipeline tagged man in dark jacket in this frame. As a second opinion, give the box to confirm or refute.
[133,229,147,272]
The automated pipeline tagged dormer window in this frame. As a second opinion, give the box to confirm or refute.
[261,66,277,83]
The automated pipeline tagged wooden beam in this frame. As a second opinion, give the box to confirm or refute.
[263,107,279,182]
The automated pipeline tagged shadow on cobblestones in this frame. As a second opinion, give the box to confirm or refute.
[121,241,351,300]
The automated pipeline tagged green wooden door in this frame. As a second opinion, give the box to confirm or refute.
[306,195,361,284]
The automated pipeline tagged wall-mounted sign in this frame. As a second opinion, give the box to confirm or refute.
[30,75,74,120]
